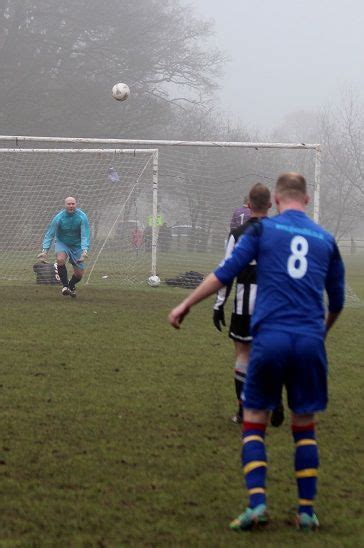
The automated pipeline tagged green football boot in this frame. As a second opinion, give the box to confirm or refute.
[296,512,319,531]
[229,504,268,531]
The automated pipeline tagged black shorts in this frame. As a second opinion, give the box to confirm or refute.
[228,282,257,343]
[229,312,252,342]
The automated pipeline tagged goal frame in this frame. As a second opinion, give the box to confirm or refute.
[0,135,322,284]
[0,135,322,221]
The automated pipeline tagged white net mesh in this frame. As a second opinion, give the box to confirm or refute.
[152,144,316,286]
[0,138,319,287]
[0,148,155,285]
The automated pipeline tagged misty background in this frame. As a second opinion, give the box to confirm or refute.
[0,0,364,243]
[193,0,364,131]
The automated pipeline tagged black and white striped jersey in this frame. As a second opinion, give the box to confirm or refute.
[214,217,260,314]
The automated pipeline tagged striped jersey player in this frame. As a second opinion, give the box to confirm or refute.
[214,184,284,426]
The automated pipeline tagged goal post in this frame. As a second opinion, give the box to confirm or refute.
[0,135,321,287]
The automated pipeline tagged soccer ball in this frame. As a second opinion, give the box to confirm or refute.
[112,82,130,101]
[148,275,161,287]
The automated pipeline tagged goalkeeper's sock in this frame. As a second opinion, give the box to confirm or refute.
[292,423,319,517]
[58,264,68,287]
[69,275,81,291]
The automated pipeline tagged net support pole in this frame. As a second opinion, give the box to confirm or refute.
[313,146,321,223]
[151,149,159,276]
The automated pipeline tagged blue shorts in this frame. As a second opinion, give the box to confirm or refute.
[55,242,85,270]
[244,329,328,414]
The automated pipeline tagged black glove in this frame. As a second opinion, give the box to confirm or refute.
[213,307,226,332]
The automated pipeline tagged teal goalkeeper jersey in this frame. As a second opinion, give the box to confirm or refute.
[42,209,90,251]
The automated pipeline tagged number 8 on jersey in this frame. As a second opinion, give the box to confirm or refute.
[287,235,308,279]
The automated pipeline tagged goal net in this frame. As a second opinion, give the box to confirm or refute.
[0,136,322,288]
[0,147,157,285]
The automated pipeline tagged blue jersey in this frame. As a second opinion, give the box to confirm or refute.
[42,208,90,251]
[214,210,345,339]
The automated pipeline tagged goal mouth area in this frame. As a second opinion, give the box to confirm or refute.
[0,135,321,288]
[0,146,158,286]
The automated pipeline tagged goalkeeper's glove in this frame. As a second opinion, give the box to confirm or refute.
[78,249,88,263]
[37,250,48,262]
[213,307,226,332]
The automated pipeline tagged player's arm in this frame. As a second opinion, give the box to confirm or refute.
[80,213,90,251]
[326,311,341,332]
[169,273,223,329]
[325,241,345,334]
[213,233,235,331]
[169,226,259,329]
[39,213,59,257]
[79,213,91,261]
[214,223,260,286]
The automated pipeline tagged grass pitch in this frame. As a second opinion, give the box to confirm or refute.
[0,278,363,546]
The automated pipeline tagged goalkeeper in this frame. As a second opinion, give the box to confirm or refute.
[38,197,90,297]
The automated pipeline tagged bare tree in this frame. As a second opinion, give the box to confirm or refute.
[319,91,364,238]
[0,0,227,137]
[271,95,364,239]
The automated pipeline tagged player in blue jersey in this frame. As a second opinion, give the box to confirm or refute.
[169,172,345,532]
[38,197,90,297]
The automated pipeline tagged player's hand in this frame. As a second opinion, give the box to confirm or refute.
[168,302,190,329]
[37,250,48,262]
[213,307,226,331]
[78,250,88,263]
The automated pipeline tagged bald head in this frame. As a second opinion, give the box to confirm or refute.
[65,197,77,213]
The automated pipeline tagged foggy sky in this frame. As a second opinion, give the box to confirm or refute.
[191,0,364,131]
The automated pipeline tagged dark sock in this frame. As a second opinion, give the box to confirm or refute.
[69,275,81,290]
[234,370,246,418]
[234,378,244,401]
[234,379,243,417]
[58,264,68,287]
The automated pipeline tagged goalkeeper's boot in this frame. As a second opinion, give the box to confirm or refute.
[61,286,70,296]
[270,401,285,427]
[229,504,268,531]
[68,287,77,298]
[295,512,319,531]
